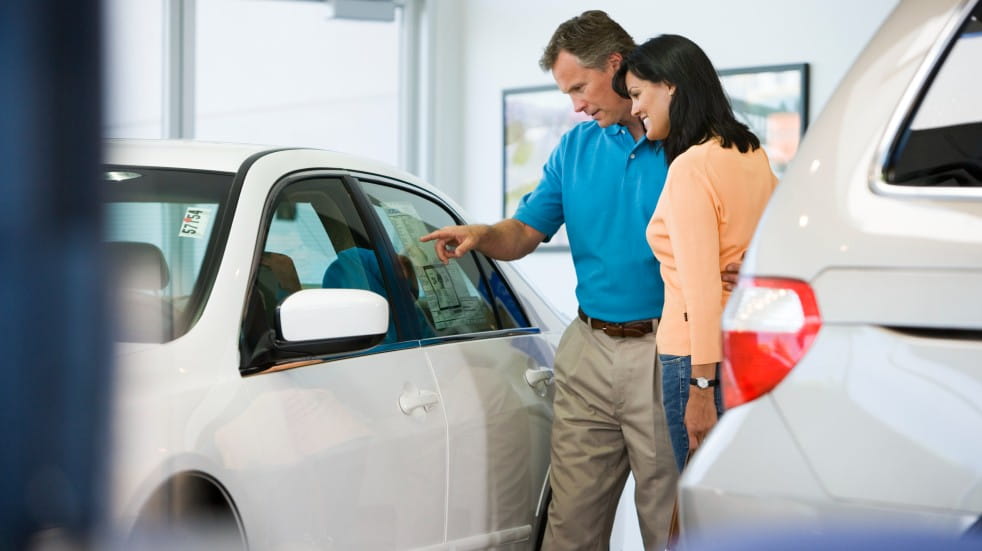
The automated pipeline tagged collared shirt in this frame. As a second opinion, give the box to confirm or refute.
[514,121,668,322]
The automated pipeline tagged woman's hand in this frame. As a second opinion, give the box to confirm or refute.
[685,362,719,452]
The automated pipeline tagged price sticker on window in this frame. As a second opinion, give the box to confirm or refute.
[179,207,211,239]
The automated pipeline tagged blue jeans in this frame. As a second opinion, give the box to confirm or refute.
[659,354,724,472]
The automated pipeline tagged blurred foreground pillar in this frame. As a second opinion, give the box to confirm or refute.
[0,0,110,549]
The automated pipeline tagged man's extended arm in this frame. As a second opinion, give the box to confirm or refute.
[420,218,546,264]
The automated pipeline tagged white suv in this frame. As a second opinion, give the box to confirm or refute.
[680,0,982,541]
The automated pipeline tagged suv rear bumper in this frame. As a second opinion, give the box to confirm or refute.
[679,393,976,543]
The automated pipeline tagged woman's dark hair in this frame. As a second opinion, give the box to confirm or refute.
[612,34,760,164]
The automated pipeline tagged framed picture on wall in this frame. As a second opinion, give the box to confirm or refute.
[717,63,809,178]
[502,85,588,250]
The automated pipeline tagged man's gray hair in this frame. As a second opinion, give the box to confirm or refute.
[539,10,636,72]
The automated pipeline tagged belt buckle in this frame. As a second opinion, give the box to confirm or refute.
[602,323,625,338]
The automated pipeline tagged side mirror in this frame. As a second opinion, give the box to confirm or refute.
[278,288,388,342]
[253,289,389,368]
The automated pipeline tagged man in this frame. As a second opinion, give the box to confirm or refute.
[421,11,678,550]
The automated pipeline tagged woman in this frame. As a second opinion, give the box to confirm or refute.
[613,34,778,471]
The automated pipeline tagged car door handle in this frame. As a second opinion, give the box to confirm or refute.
[399,388,440,415]
[524,367,554,388]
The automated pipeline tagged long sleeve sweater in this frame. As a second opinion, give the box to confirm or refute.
[646,138,778,364]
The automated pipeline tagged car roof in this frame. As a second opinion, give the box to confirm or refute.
[105,139,271,171]
[103,139,438,196]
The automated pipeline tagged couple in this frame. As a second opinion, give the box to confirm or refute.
[421,10,777,551]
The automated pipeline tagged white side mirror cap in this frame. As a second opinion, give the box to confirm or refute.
[278,289,388,342]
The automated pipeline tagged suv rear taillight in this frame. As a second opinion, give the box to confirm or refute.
[721,277,822,409]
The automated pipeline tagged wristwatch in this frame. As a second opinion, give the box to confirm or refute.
[690,377,719,389]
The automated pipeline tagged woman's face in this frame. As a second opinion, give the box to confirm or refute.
[625,71,675,141]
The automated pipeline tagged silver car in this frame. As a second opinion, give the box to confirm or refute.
[681,0,982,542]
[105,140,561,549]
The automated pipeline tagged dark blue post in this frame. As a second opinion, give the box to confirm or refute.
[0,0,110,548]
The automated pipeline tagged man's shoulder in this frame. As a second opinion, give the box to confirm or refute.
[560,120,605,144]
[556,121,630,160]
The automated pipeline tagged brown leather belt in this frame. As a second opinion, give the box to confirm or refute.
[577,307,657,338]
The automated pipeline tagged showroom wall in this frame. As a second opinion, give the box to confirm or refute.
[104,1,903,320]
[430,0,900,319]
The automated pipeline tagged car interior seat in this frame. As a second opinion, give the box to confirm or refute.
[107,241,173,342]
[255,251,302,327]
[239,251,303,370]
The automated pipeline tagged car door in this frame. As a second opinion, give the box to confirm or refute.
[234,173,448,549]
[358,179,555,549]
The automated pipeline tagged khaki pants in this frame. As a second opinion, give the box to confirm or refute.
[542,319,678,551]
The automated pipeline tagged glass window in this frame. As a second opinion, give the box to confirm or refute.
[476,255,531,329]
[265,201,341,288]
[887,6,982,188]
[241,177,403,367]
[361,182,517,337]
[195,0,400,164]
[104,168,233,342]
[103,0,164,138]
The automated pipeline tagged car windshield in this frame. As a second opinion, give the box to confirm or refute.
[104,167,233,342]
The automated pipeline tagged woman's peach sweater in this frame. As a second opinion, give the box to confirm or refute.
[647,138,778,364]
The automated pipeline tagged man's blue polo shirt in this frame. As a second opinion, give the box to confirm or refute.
[513,121,668,322]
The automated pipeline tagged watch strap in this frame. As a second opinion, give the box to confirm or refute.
[689,377,719,388]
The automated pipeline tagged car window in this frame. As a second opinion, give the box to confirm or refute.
[241,177,403,367]
[360,182,508,337]
[475,254,531,329]
[104,168,232,342]
[887,5,982,188]
[264,201,340,286]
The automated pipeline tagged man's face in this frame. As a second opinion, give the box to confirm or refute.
[552,50,632,128]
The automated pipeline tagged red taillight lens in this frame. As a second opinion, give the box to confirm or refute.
[721,277,822,409]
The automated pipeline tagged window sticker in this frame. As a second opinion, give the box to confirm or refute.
[419,262,490,331]
[378,199,494,332]
[427,297,493,331]
[384,203,429,256]
[422,264,461,309]
[384,203,443,271]
[179,206,211,239]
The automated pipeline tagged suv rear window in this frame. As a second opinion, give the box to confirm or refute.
[886,4,981,188]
